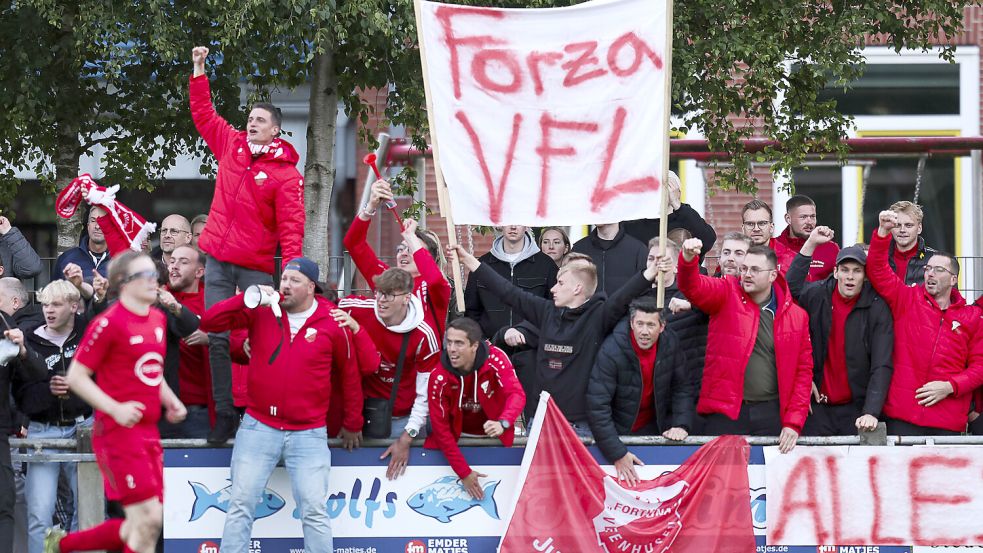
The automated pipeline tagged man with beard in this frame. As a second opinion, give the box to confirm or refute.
[786,227,894,436]
[716,232,752,277]
[166,245,212,438]
[424,318,524,499]
[740,200,795,276]
[201,257,361,553]
[866,210,983,435]
[776,195,839,281]
[154,214,192,268]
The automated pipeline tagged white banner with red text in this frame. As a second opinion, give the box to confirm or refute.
[416,0,671,226]
[766,445,983,548]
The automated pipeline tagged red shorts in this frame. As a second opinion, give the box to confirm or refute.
[93,427,163,505]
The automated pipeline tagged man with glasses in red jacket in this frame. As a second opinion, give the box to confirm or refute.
[867,210,983,435]
[677,238,813,453]
[190,46,306,444]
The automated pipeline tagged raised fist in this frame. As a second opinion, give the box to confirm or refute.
[877,210,898,235]
[808,226,834,245]
[681,238,703,262]
[192,46,209,65]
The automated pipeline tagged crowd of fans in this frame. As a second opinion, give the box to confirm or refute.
[1,46,981,553]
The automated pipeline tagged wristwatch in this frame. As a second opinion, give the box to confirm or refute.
[406,427,419,438]
[499,420,511,430]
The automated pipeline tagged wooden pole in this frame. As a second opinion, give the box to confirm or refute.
[656,0,674,309]
[413,0,466,313]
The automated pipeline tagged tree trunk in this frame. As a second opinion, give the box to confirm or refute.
[54,133,82,258]
[303,49,339,277]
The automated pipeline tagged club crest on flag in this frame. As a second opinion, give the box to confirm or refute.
[592,477,688,551]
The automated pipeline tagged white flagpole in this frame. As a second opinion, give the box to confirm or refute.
[497,391,551,550]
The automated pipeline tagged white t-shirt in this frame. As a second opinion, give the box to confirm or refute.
[286,302,318,340]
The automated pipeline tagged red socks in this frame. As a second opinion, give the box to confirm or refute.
[59,518,124,553]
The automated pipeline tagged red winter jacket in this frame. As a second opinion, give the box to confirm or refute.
[424,342,525,478]
[768,237,797,277]
[326,328,381,438]
[867,231,983,432]
[344,216,451,334]
[189,75,305,273]
[201,294,362,431]
[776,227,839,282]
[677,253,814,433]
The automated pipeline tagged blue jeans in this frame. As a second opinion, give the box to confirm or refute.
[25,418,92,553]
[221,415,332,553]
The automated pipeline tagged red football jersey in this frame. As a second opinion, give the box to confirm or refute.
[75,302,167,432]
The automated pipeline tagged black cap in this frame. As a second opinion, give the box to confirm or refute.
[836,246,867,266]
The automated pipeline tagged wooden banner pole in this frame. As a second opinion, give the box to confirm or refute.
[656,0,674,309]
[413,0,466,314]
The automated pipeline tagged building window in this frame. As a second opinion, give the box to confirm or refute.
[791,167,843,243]
[819,63,960,116]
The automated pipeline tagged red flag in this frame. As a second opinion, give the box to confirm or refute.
[500,395,755,553]
[57,174,157,256]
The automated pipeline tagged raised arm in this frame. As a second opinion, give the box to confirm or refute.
[200,290,257,333]
[676,238,730,315]
[865,211,907,310]
[402,219,451,319]
[787,226,834,300]
[189,46,237,159]
[668,204,717,258]
[343,180,397,286]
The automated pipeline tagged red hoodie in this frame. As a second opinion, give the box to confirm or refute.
[867,231,983,431]
[424,342,526,479]
[169,285,212,408]
[201,294,362,431]
[189,74,305,273]
[776,227,840,282]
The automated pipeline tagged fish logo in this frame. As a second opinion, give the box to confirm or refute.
[188,481,286,522]
[750,488,766,530]
[406,475,499,523]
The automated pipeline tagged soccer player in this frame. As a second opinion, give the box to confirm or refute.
[47,251,187,553]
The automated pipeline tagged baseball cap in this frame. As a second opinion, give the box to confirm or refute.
[284,257,324,293]
[836,245,867,266]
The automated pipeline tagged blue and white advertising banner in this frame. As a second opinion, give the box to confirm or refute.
[163,446,915,553]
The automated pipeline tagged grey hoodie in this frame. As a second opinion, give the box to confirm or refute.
[489,231,540,266]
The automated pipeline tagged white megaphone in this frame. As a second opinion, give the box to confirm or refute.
[244,285,282,319]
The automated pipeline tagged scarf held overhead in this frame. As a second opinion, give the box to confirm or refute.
[56,174,157,256]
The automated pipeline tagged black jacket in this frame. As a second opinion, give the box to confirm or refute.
[641,283,709,395]
[464,251,558,339]
[16,315,92,424]
[587,320,694,463]
[787,253,894,417]
[887,236,936,286]
[622,203,717,259]
[0,311,47,435]
[471,263,652,422]
[571,225,648,296]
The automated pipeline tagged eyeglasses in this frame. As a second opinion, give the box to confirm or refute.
[375,291,409,302]
[742,220,772,229]
[924,265,955,276]
[122,270,159,284]
[160,228,190,236]
[738,266,775,276]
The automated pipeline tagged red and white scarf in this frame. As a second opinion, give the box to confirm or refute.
[55,174,157,256]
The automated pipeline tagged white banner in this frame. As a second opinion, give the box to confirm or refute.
[417,0,671,226]
[766,446,983,547]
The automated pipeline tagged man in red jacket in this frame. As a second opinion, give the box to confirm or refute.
[338,266,441,480]
[190,46,306,444]
[867,210,983,435]
[741,199,796,276]
[776,195,839,282]
[424,318,525,500]
[677,239,813,453]
[166,244,212,438]
[200,257,361,553]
